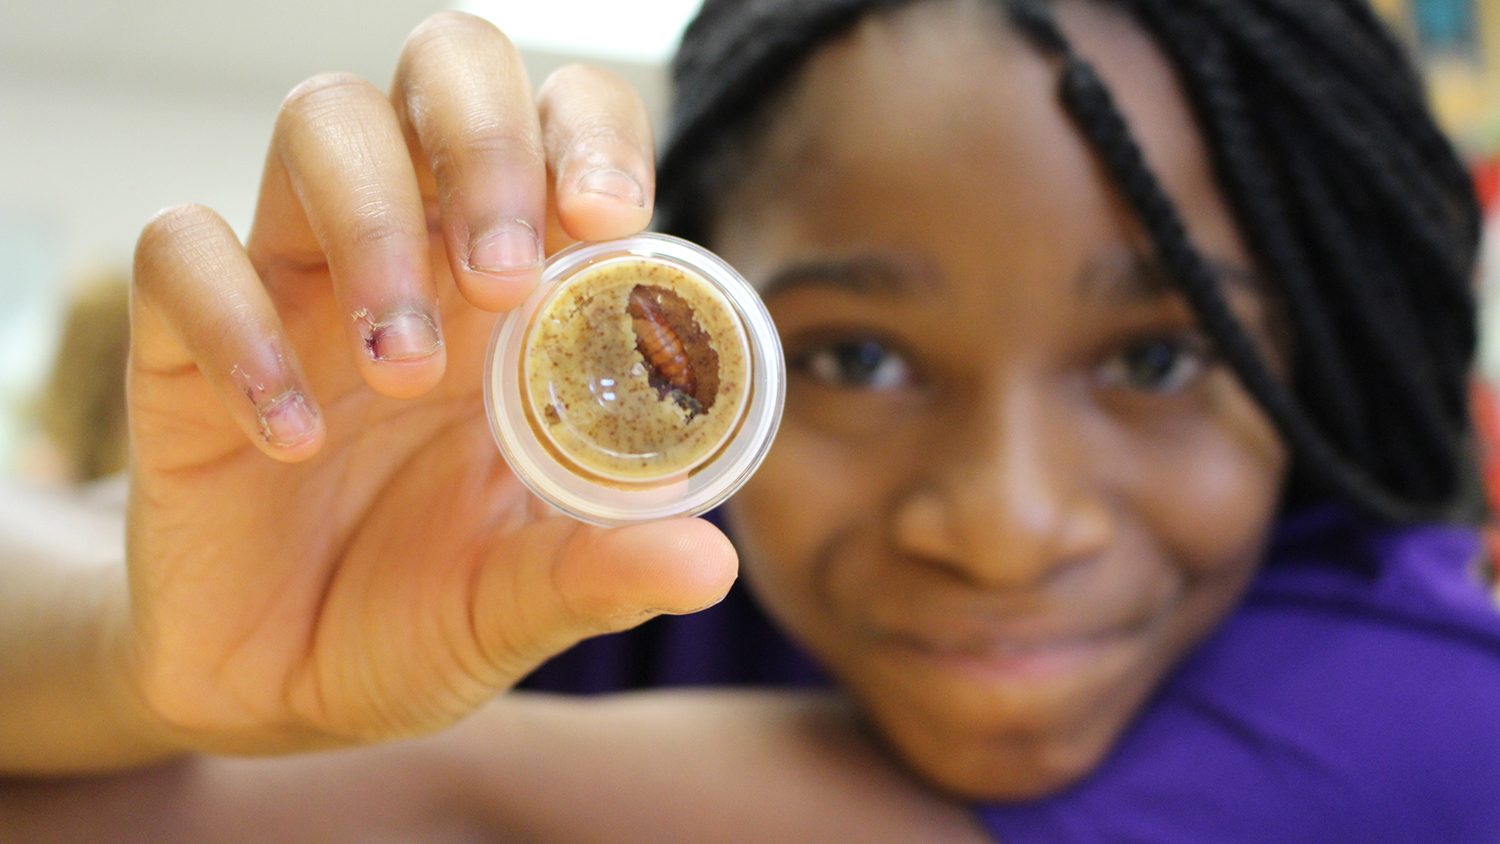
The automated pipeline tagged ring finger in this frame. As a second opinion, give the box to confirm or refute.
[252,72,445,400]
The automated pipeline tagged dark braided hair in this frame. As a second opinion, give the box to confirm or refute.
[656,0,1484,525]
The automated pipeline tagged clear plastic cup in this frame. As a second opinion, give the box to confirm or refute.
[485,233,785,526]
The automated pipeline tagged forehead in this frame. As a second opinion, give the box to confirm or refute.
[711,0,1248,295]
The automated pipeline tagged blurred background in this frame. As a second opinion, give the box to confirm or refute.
[2,0,1498,489]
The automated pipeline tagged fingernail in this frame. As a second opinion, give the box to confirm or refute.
[661,593,729,617]
[468,219,541,274]
[258,390,317,447]
[365,311,442,362]
[575,168,645,207]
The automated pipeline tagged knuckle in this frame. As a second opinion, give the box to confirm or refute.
[429,126,544,183]
[551,118,648,179]
[343,194,426,249]
[567,118,636,153]
[426,120,549,189]
[349,219,421,250]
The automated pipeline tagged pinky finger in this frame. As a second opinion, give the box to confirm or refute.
[132,204,325,462]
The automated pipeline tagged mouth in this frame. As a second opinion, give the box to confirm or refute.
[878,621,1150,685]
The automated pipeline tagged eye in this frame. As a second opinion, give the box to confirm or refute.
[1097,333,1215,394]
[793,337,915,390]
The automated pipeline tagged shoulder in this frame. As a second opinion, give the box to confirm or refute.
[1219,508,1500,741]
[977,509,1500,844]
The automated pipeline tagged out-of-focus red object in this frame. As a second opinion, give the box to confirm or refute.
[1470,381,1500,571]
[1475,157,1500,213]
[1471,157,1500,576]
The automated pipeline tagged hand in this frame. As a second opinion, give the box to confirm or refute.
[123,11,735,755]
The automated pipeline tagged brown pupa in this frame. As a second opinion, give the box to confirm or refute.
[627,286,700,410]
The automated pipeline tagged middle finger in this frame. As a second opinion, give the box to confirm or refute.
[256,72,446,400]
[393,11,548,313]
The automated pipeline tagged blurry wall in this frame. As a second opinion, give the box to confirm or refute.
[1375,0,1500,153]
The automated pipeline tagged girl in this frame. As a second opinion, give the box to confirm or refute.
[3,0,1498,839]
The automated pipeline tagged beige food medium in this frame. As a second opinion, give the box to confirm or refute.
[524,259,751,482]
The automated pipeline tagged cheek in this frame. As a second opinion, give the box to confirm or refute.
[1122,375,1289,577]
[725,417,905,626]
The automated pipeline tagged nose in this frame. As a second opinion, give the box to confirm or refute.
[892,379,1114,590]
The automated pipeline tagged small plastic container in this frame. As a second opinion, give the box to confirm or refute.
[485,233,785,526]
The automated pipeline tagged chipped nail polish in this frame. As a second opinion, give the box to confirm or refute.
[359,310,442,362]
[258,390,318,447]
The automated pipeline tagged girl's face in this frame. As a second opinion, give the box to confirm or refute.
[714,0,1290,800]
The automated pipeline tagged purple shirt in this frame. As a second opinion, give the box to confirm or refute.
[520,506,1500,841]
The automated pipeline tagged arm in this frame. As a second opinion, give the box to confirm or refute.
[0,743,479,843]
[0,691,990,842]
[461,691,990,843]
[0,481,180,773]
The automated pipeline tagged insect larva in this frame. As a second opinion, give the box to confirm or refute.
[627,286,700,410]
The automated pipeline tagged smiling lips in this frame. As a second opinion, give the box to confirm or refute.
[878,617,1152,682]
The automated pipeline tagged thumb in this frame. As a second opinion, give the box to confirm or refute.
[473,517,739,677]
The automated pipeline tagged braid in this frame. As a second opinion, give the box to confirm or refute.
[1050,46,1441,520]
[1195,1,1471,286]
[1114,0,1472,505]
[1122,0,1380,473]
[1259,0,1474,216]
[657,0,1484,525]
[1270,114,1455,498]
[1005,1,1477,522]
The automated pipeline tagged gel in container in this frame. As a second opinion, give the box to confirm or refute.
[486,233,785,526]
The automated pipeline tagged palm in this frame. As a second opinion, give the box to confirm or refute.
[128,253,558,745]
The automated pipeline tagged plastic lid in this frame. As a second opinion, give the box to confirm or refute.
[485,233,785,525]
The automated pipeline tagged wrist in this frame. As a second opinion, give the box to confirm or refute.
[92,566,195,768]
[0,560,189,775]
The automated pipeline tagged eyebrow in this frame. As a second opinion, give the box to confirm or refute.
[757,248,1261,304]
[757,252,944,301]
[1077,250,1263,305]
